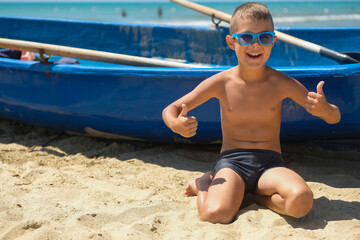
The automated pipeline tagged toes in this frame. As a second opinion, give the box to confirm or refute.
[184,180,197,197]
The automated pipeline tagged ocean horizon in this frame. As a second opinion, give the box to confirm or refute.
[0,1,359,27]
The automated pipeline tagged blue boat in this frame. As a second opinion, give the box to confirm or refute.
[0,16,359,143]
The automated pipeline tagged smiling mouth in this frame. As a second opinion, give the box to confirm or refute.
[247,53,262,58]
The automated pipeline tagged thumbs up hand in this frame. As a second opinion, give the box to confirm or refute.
[305,81,330,118]
[173,104,198,138]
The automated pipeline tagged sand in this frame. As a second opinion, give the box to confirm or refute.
[0,117,359,240]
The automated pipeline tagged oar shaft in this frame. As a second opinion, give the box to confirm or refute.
[273,31,321,53]
[0,37,205,68]
[171,0,231,22]
[270,32,357,64]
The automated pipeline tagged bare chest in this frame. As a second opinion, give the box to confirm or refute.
[220,83,283,122]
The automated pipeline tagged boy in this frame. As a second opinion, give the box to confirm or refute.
[162,2,340,224]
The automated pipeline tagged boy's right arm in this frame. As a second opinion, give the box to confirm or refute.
[162,72,223,138]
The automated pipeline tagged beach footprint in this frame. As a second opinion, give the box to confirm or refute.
[117,205,169,225]
[76,205,164,229]
[77,207,167,238]
[0,204,24,222]
[77,213,118,229]
[121,216,164,239]
[21,169,46,184]
[1,220,48,240]
[89,232,112,240]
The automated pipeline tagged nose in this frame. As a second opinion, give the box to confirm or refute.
[251,38,261,47]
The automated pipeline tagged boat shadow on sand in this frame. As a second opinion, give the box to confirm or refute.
[0,117,219,173]
[0,117,359,230]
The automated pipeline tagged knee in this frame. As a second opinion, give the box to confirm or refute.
[199,204,236,224]
[286,187,314,218]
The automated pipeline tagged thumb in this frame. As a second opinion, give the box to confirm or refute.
[179,104,188,117]
[317,81,325,95]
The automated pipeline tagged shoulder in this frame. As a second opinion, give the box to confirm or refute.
[197,67,234,89]
[266,66,300,86]
[265,66,307,98]
[206,67,234,82]
[265,66,293,83]
[193,67,237,99]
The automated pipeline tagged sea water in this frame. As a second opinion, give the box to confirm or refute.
[0,0,359,27]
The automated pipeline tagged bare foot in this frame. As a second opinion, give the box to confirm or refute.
[185,171,213,197]
[185,180,197,197]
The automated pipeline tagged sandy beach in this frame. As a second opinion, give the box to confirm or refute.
[0,117,359,240]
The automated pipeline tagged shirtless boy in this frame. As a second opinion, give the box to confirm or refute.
[162,2,341,224]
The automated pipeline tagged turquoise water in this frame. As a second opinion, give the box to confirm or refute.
[0,1,359,27]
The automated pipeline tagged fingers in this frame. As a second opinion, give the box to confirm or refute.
[176,115,197,138]
[183,131,197,138]
[186,120,198,133]
[305,93,319,112]
[304,102,315,113]
[181,116,198,137]
[306,93,319,103]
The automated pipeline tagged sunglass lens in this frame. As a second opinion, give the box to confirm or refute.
[259,33,273,44]
[239,34,254,45]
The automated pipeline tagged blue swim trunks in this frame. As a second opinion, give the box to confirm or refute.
[213,149,285,193]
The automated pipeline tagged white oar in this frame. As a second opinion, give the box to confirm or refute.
[0,37,209,68]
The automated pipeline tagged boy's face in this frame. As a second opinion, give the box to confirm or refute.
[226,18,276,69]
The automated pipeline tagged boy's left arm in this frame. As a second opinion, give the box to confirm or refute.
[305,81,341,124]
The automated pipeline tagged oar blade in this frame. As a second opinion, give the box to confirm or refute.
[342,52,360,62]
[320,47,359,64]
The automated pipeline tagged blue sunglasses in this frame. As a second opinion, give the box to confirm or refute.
[231,32,275,46]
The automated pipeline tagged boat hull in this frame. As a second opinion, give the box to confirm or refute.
[0,17,359,143]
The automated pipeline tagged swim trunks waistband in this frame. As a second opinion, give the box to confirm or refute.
[219,148,282,158]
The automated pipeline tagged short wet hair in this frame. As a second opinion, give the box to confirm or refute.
[230,2,274,35]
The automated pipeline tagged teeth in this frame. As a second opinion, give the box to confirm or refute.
[248,53,260,57]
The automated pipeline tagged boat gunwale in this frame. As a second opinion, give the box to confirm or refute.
[0,58,359,79]
[1,15,360,31]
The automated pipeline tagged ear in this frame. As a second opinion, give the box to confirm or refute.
[226,35,236,50]
[272,35,277,46]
